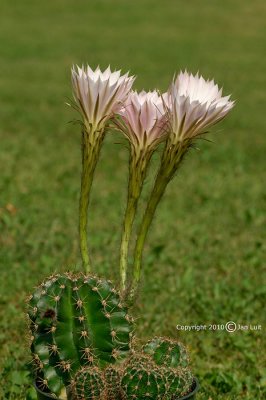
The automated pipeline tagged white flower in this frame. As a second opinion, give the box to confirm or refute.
[167,71,234,142]
[117,90,167,152]
[71,65,135,130]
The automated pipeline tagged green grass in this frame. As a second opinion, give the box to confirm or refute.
[0,0,265,398]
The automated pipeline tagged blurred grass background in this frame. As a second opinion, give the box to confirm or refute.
[0,0,265,398]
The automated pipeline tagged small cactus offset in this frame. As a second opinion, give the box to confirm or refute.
[69,349,194,400]
[71,366,105,400]
[27,273,134,396]
[121,354,166,400]
[143,337,189,369]
[120,350,194,400]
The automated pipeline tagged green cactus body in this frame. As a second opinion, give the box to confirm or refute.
[72,366,105,400]
[121,355,166,400]
[165,368,194,399]
[28,273,133,396]
[143,337,189,369]
[104,365,122,400]
[179,368,194,396]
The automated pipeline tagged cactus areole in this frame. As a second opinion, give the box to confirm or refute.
[28,273,134,396]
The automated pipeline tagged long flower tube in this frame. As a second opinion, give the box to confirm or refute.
[120,150,150,295]
[115,90,168,295]
[129,139,190,302]
[129,71,234,301]
[71,65,134,272]
[79,126,105,270]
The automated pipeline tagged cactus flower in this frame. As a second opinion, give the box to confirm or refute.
[72,65,134,130]
[71,65,134,272]
[167,71,234,143]
[115,90,168,295]
[117,90,168,153]
[130,72,234,302]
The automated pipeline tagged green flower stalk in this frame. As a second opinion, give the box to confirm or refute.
[115,90,168,295]
[79,126,105,270]
[130,139,189,301]
[71,65,134,272]
[119,148,148,294]
[130,71,234,301]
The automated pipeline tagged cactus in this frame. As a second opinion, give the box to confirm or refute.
[104,365,123,400]
[143,337,189,369]
[180,368,194,396]
[120,351,194,400]
[165,367,194,399]
[68,352,194,400]
[121,354,166,400]
[70,364,123,400]
[27,273,134,396]
[71,366,105,400]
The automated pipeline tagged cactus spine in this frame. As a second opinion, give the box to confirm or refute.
[28,273,133,396]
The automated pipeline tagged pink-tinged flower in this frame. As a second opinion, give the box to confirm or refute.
[117,90,168,152]
[128,73,235,302]
[71,65,135,130]
[167,71,234,143]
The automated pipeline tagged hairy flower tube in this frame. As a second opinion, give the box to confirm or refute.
[115,90,168,295]
[130,71,234,301]
[71,65,134,272]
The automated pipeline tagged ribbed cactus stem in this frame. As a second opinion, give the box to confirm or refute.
[28,273,133,397]
[79,126,105,272]
[120,351,194,400]
[121,354,166,400]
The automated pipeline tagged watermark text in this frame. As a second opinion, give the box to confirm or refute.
[176,322,262,333]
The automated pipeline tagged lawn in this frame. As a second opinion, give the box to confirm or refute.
[0,0,265,398]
